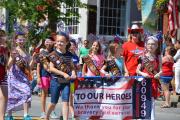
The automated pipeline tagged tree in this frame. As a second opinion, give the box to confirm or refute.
[0,0,86,45]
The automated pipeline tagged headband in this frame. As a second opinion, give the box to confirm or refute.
[147,36,158,42]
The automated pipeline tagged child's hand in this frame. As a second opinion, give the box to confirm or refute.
[105,73,111,78]
[64,73,71,80]
[141,72,150,78]
[124,72,129,76]
[71,74,77,79]
[154,73,160,79]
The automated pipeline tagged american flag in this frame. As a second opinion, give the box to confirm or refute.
[168,0,180,37]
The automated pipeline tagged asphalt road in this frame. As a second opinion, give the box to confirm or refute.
[12,95,180,120]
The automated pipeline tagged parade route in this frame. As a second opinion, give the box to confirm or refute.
[12,96,180,120]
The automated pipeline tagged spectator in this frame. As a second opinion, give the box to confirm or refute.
[123,24,144,76]
[174,40,180,94]
[79,40,90,67]
[160,47,175,108]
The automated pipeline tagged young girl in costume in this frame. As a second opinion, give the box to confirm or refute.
[68,39,80,120]
[36,38,58,119]
[82,41,105,77]
[6,34,35,120]
[101,42,128,76]
[0,30,9,120]
[45,32,76,120]
[136,36,162,120]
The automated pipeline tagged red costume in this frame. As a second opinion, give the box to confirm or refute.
[138,55,160,98]
[162,58,174,76]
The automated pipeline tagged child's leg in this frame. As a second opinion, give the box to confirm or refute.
[62,102,69,120]
[46,79,61,119]
[41,89,48,113]
[161,83,170,106]
[69,93,74,117]
[46,103,56,118]
[151,97,155,120]
[69,82,74,118]
[24,102,30,117]
[61,84,70,120]
[0,85,8,120]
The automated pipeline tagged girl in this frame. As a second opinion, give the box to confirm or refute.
[0,30,9,120]
[36,38,58,119]
[101,42,128,76]
[6,34,35,120]
[136,36,162,120]
[82,41,105,77]
[68,39,80,120]
[160,47,175,108]
[174,40,180,94]
[45,32,76,120]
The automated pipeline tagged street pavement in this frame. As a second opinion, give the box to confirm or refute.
[12,95,180,120]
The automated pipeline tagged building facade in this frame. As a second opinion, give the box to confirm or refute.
[71,0,141,40]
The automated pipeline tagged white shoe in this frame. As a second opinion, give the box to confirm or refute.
[50,111,59,119]
[40,112,46,119]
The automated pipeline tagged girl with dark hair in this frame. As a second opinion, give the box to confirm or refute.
[82,41,106,76]
[68,39,80,120]
[36,38,58,119]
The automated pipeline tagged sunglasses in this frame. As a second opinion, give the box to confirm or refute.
[131,31,140,35]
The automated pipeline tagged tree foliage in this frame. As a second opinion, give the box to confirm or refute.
[155,0,169,15]
[0,0,86,45]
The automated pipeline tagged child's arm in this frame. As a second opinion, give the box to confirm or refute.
[70,61,77,79]
[36,63,41,84]
[29,52,36,70]
[154,55,162,79]
[100,64,110,76]
[82,63,87,76]
[136,63,150,78]
[49,62,70,80]
[7,55,13,70]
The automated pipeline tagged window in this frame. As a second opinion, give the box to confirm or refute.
[62,2,79,34]
[99,0,126,35]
